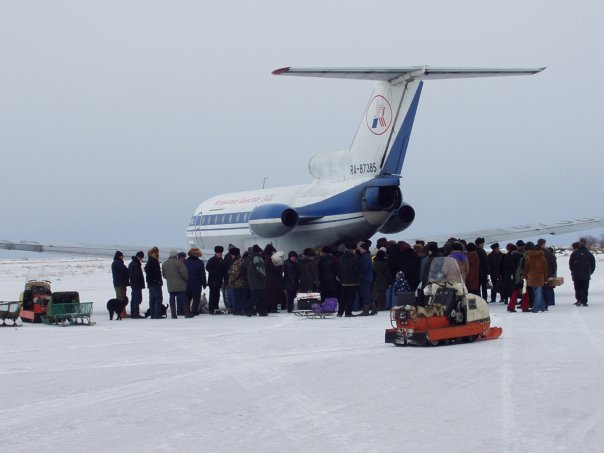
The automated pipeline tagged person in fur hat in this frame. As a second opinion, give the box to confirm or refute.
[522,242,549,313]
[162,249,189,318]
[264,245,284,313]
[246,244,268,316]
[206,245,227,314]
[185,247,207,316]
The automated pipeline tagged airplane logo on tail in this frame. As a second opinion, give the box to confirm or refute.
[366,95,392,135]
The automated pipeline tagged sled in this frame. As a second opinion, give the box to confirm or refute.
[0,301,23,327]
[41,293,95,326]
[294,297,337,319]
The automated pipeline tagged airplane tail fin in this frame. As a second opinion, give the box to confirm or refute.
[274,66,544,179]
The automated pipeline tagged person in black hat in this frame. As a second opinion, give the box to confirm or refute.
[111,251,130,317]
[128,251,146,318]
[283,251,299,313]
[226,247,244,315]
[569,239,596,307]
[317,246,339,303]
[474,237,491,300]
[185,247,207,316]
[246,244,268,316]
[206,245,227,314]
[357,242,375,315]
[487,243,504,303]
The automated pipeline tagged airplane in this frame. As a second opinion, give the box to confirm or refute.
[185,66,549,253]
[3,66,604,258]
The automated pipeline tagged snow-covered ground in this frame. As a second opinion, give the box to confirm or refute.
[0,253,603,453]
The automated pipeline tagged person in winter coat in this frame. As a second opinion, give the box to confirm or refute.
[162,249,189,318]
[145,247,164,319]
[317,246,339,302]
[475,237,491,300]
[338,241,361,317]
[246,244,267,316]
[128,251,146,318]
[206,246,227,314]
[465,243,480,296]
[358,242,375,315]
[569,239,596,306]
[283,251,299,313]
[448,242,469,281]
[298,248,319,292]
[393,271,412,295]
[112,250,130,318]
[264,245,284,313]
[112,250,130,301]
[538,238,558,306]
[227,248,245,315]
[222,245,235,311]
[239,250,251,310]
[487,243,505,303]
[502,243,528,312]
[396,241,420,291]
[185,247,207,316]
[522,242,549,313]
[372,249,391,311]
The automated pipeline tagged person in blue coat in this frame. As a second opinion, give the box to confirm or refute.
[185,247,207,316]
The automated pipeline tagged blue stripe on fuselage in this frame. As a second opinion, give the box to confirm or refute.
[296,175,400,218]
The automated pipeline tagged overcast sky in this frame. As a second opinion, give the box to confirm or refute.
[1,0,603,252]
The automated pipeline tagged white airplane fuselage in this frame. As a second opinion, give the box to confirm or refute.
[186,174,401,253]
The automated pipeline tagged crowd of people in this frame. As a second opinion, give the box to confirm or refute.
[109,236,596,320]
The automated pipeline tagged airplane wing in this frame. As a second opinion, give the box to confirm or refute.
[408,215,604,246]
[272,66,545,82]
[0,240,185,258]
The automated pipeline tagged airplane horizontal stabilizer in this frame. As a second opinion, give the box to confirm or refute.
[273,66,545,83]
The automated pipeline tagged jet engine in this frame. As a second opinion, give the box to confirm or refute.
[362,186,402,212]
[378,203,416,234]
[248,203,299,238]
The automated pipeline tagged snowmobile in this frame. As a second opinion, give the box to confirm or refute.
[19,280,52,323]
[385,256,502,346]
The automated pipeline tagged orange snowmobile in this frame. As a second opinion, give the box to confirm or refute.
[385,256,502,346]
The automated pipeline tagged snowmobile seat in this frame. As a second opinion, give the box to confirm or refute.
[433,287,457,317]
[396,292,416,307]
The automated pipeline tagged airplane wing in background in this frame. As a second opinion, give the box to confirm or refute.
[0,240,184,258]
[409,215,604,246]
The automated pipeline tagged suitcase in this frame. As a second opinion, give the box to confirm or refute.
[296,292,321,310]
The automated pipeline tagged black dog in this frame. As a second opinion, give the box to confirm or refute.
[107,298,128,320]
[144,304,168,319]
